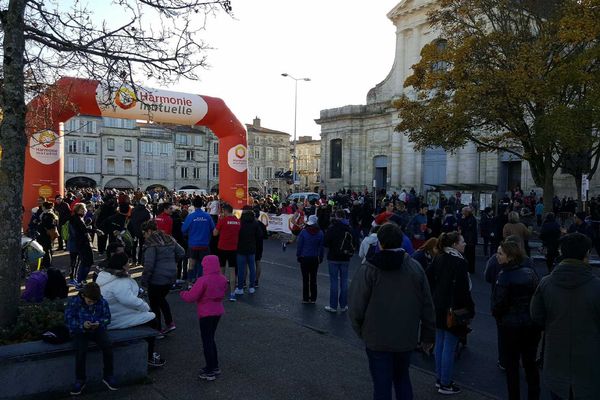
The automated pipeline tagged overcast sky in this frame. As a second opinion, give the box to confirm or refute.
[168,1,401,139]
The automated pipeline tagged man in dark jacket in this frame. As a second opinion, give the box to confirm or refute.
[128,197,151,265]
[55,195,72,251]
[531,233,600,400]
[458,206,478,274]
[324,210,354,312]
[349,222,435,400]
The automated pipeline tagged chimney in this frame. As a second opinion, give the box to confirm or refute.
[253,117,261,128]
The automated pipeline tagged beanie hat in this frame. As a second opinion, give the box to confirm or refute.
[373,211,393,227]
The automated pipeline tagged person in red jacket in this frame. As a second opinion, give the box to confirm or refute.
[213,204,240,302]
[155,203,174,236]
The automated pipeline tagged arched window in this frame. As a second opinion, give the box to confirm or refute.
[432,39,449,72]
[330,139,342,179]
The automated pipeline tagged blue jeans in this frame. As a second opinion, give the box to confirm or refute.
[328,261,349,309]
[237,254,256,289]
[366,348,413,400]
[435,329,459,386]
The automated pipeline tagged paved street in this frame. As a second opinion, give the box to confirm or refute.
[47,236,558,399]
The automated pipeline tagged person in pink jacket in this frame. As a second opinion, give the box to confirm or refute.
[180,255,228,381]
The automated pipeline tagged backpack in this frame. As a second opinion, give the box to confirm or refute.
[339,231,355,257]
[21,271,48,303]
[60,221,70,242]
[117,230,134,256]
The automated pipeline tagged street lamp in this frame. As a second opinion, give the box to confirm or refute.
[281,73,310,191]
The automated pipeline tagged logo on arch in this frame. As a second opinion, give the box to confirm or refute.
[227,144,247,173]
[29,129,62,165]
[115,87,137,110]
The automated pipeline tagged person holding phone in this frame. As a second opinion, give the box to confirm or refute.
[65,282,116,396]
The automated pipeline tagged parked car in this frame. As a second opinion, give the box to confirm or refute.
[287,192,319,204]
[178,188,208,196]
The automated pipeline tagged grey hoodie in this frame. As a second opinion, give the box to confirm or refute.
[142,231,185,286]
[531,259,600,400]
[348,249,436,352]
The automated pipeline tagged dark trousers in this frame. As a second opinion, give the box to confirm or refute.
[199,316,221,373]
[546,249,559,273]
[177,257,188,280]
[97,233,107,254]
[300,257,319,302]
[500,325,541,400]
[464,244,476,273]
[482,237,493,257]
[132,235,145,264]
[218,250,238,270]
[69,252,79,279]
[148,284,173,331]
[496,319,506,366]
[550,389,573,400]
[73,330,114,381]
[76,247,93,283]
[366,348,413,400]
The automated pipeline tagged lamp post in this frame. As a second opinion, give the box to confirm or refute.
[281,73,310,192]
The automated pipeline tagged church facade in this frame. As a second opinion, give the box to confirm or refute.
[316,0,587,201]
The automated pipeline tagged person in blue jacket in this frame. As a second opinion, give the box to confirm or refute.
[65,282,116,396]
[182,197,215,281]
[296,215,324,304]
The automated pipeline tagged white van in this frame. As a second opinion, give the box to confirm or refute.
[178,188,208,196]
[286,192,319,203]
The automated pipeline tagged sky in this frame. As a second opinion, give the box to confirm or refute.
[167,1,401,139]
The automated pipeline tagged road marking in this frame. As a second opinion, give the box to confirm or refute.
[261,259,331,279]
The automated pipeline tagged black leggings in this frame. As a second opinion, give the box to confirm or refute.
[300,257,319,302]
[148,284,173,331]
[199,316,220,372]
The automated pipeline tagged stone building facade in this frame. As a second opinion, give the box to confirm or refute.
[316,0,590,200]
[294,136,321,192]
[246,117,291,194]
[64,116,218,191]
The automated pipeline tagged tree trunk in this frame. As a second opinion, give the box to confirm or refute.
[542,156,555,217]
[574,173,583,212]
[0,0,28,327]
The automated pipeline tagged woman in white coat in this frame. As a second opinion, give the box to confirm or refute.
[96,252,165,367]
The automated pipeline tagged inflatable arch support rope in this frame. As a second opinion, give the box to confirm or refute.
[23,77,248,226]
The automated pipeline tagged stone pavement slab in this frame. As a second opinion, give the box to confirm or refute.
[58,291,497,400]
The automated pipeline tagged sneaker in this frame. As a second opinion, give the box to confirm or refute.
[340,306,348,312]
[102,376,118,391]
[234,288,244,295]
[67,279,78,287]
[435,380,454,389]
[69,381,86,396]
[282,242,287,252]
[175,279,186,285]
[161,322,176,335]
[198,372,216,381]
[438,383,461,395]
[302,300,311,304]
[254,280,259,288]
[229,294,237,302]
[148,352,166,367]
[156,333,165,340]
[201,367,221,375]
[324,306,337,313]
[497,361,506,371]
[248,287,255,294]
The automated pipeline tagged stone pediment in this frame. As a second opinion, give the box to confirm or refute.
[387,0,436,20]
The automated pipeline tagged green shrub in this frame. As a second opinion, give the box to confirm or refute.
[0,300,66,345]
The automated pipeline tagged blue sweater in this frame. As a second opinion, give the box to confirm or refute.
[182,209,215,247]
[65,294,111,334]
[297,226,325,259]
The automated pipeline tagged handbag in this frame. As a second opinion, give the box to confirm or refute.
[446,268,472,328]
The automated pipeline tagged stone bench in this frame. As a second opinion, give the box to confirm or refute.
[0,327,157,399]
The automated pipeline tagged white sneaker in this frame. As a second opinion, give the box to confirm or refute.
[234,288,244,295]
[248,288,255,294]
[324,306,337,313]
[340,306,349,312]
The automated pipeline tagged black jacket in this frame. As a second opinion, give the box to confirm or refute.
[55,202,72,226]
[128,204,151,239]
[480,212,495,238]
[324,220,353,262]
[492,262,539,327]
[458,215,478,245]
[427,252,475,336]
[237,220,263,255]
[540,221,561,254]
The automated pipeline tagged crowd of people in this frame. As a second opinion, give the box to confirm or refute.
[21,185,600,399]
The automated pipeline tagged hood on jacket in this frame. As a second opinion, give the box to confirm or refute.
[96,270,121,286]
[306,226,321,235]
[145,230,176,247]
[367,248,406,271]
[551,259,596,289]
[202,255,221,275]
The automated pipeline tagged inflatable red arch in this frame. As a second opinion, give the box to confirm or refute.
[23,77,248,225]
